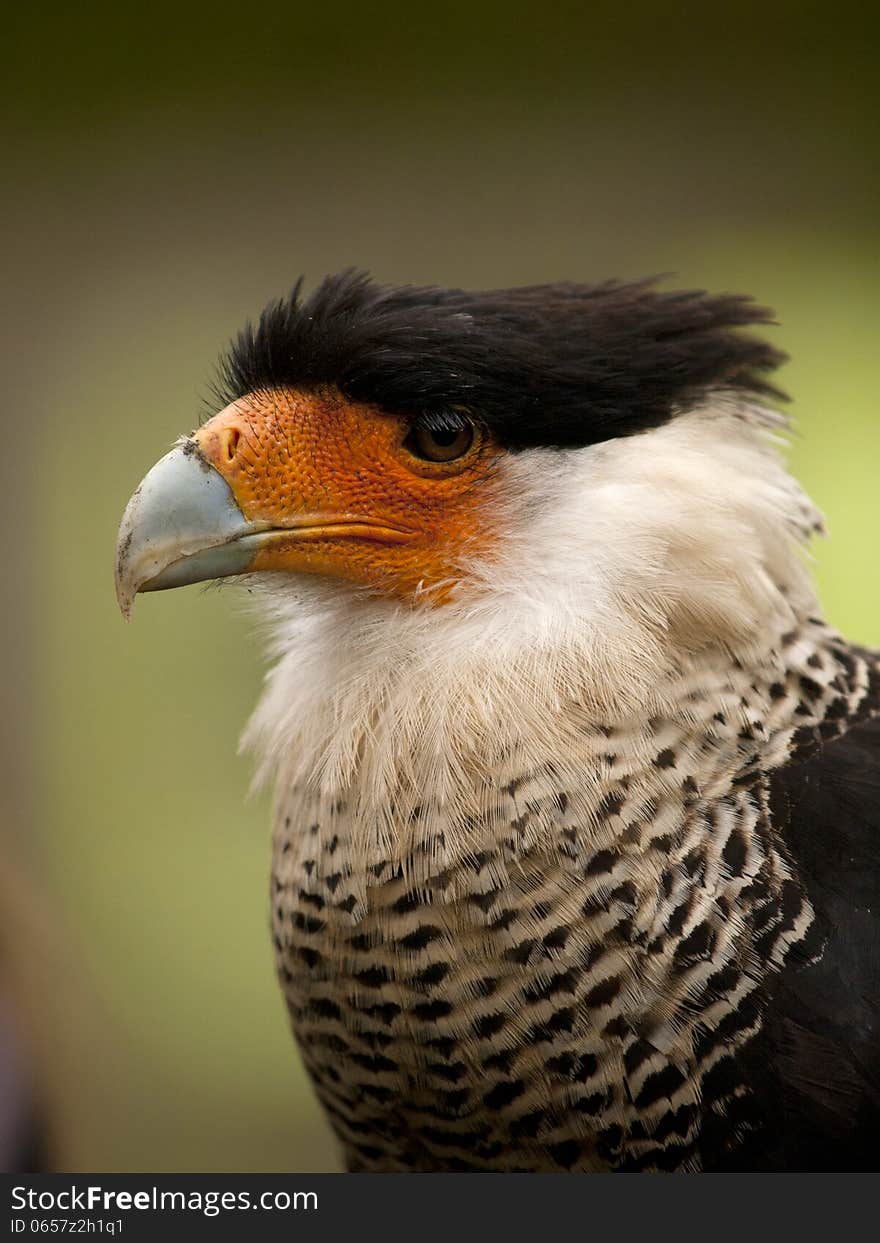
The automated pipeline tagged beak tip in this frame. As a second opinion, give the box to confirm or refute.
[114,441,256,616]
[115,530,137,619]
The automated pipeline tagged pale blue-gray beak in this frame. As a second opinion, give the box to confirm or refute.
[115,441,269,618]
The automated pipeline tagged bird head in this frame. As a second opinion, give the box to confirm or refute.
[116,384,501,614]
[115,270,790,623]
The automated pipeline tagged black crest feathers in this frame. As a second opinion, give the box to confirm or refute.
[216,271,786,450]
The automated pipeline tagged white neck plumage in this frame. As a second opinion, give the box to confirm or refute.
[241,397,824,879]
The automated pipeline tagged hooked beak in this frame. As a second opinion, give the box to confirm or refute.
[114,440,269,619]
[115,392,438,618]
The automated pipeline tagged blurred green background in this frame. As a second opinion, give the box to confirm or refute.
[2,3,878,1171]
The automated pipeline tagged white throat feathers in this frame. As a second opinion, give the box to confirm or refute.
[242,398,825,885]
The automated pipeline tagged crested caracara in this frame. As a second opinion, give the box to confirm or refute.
[115,272,880,1172]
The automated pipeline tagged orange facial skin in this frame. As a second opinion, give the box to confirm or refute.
[193,387,505,602]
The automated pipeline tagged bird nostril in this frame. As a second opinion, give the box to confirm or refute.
[224,427,241,462]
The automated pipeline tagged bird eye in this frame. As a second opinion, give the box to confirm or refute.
[404,418,475,463]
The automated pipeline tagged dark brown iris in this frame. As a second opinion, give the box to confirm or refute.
[405,421,475,463]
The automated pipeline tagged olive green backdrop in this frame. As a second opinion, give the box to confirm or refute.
[2,3,878,1170]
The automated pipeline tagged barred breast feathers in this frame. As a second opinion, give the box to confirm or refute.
[241,397,825,879]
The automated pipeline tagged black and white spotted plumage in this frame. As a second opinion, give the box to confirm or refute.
[221,278,877,1173]
[268,620,880,1172]
[122,273,880,1172]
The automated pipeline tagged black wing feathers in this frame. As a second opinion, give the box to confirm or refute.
[720,716,880,1170]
